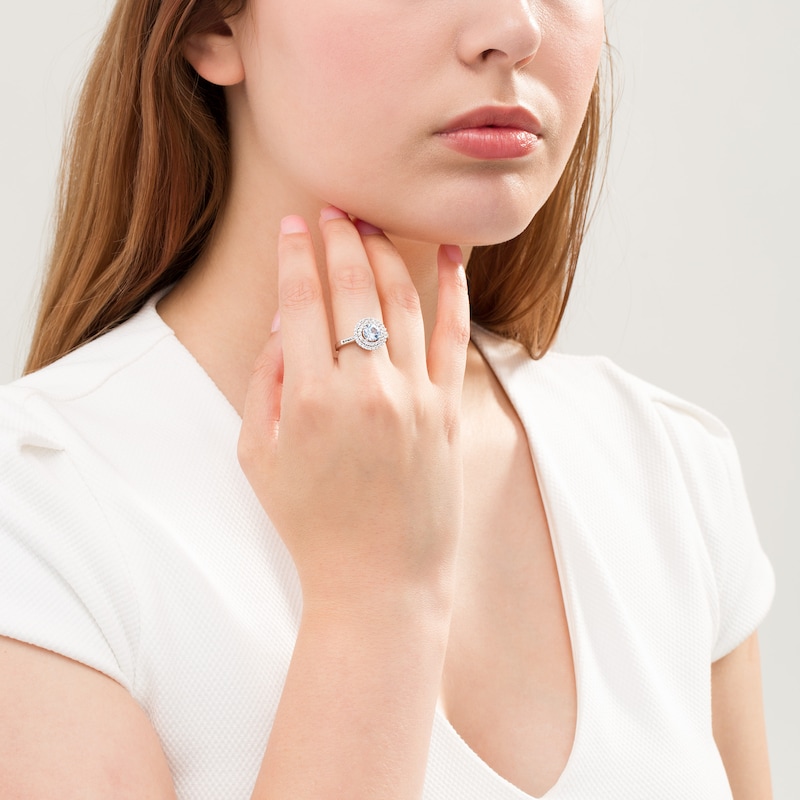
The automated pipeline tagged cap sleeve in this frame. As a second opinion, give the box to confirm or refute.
[0,389,139,689]
[653,396,775,662]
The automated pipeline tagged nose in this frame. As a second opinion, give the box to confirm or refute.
[456,0,541,70]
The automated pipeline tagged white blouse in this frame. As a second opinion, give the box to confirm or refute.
[0,294,774,799]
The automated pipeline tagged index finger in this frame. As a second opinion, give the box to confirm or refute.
[277,215,334,377]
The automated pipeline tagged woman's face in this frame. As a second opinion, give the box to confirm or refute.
[228,0,605,245]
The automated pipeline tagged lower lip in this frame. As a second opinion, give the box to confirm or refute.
[436,127,540,159]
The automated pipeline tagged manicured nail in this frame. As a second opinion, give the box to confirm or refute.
[319,206,349,222]
[270,310,281,333]
[443,244,462,265]
[355,219,383,236]
[280,215,308,235]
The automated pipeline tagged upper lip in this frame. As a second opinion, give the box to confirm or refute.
[437,105,542,135]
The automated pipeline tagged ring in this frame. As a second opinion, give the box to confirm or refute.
[335,317,389,352]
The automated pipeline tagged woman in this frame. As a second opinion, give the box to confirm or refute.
[0,0,774,798]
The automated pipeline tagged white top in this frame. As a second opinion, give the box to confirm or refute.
[0,295,774,799]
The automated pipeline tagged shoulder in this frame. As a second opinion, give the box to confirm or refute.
[472,324,757,524]
[471,323,731,447]
[0,299,179,688]
[10,296,175,410]
[0,293,199,466]
[471,325,774,660]
[0,379,141,688]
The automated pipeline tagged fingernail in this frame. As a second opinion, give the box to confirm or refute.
[280,215,308,235]
[355,219,383,236]
[319,206,349,222]
[443,244,462,265]
[271,310,281,333]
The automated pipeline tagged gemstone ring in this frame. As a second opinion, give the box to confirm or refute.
[335,318,389,353]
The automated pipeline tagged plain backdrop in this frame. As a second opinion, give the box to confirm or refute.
[1,1,798,796]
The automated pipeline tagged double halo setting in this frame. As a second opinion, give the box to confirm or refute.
[335,317,389,352]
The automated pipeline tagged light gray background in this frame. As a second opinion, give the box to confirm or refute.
[2,1,797,795]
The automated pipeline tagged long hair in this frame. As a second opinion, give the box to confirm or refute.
[469,72,605,357]
[25,0,607,373]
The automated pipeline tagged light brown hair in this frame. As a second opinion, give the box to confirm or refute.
[25,0,606,373]
[468,73,603,356]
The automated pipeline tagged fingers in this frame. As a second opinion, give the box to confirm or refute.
[357,222,427,376]
[278,209,466,392]
[427,245,470,392]
[277,216,333,377]
[318,208,388,362]
[240,323,284,461]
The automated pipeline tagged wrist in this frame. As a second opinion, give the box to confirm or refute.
[300,577,455,636]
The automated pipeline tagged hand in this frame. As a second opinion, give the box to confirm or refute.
[238,208,470,610]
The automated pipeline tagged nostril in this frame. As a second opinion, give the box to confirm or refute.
[516,53,536,70]
[480,46,536,68]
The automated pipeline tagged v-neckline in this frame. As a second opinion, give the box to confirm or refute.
[145,295,584,798]
[429,325,585,800]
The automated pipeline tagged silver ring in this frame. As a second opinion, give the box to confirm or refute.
[335,317,389,352]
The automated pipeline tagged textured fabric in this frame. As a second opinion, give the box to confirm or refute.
[0,295,774,799]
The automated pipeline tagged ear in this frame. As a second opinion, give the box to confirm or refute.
[184,22,245,87]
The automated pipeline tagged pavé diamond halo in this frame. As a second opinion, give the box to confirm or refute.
[335,317,389,352]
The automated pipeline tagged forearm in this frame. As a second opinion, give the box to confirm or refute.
[711,633,773,800]
[242,209,468,799]
[250,587,453,800]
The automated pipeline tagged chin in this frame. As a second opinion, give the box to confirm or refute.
[388,205,538,248]
[339,194,538,248]
[462,216,535,247]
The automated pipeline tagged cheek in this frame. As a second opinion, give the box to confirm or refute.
[235,0,605,239]
[269,8,424,133]
[245,6,436,205]
[541,1,606,124]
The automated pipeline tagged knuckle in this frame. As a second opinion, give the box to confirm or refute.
[293,381,324,414]
[292,383,333,429]
[385,283,421,316]
[324,219,354,241]
[445,316,471,349]
[353,375,402,420]
[280,277,322,310]
[251,350,281,383]
[331,266,374,295]
[278,232,313,265]
[363,233,399,258]
[452,266,469,293]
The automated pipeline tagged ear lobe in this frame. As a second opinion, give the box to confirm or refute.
[184,25,245,87]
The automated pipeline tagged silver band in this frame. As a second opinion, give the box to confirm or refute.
[335,317,389,352]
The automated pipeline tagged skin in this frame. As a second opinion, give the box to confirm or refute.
[160,0,605,411]
[0,0,772,797]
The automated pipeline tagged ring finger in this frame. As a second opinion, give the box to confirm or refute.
[319,207,388,362]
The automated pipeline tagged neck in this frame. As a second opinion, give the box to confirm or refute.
[157,193,471,416]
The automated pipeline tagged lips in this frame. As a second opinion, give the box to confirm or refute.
[437,105,542,137]
[435,105,542,160]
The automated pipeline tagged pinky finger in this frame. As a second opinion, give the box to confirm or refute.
[427,245,470,392]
